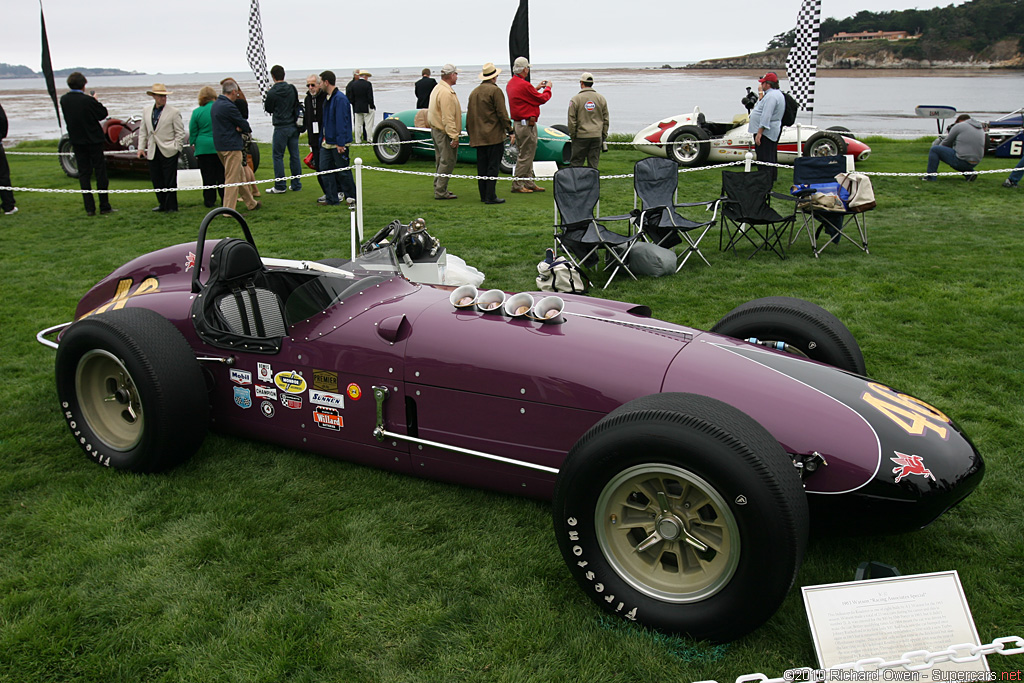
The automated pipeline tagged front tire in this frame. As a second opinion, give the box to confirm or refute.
[59,136,79,178]
[804,131,847,157]
[55,308,209,473]
[553,393,808,642]
[666,125,710,167]
[373,119,413,164]
[711,296,866,374]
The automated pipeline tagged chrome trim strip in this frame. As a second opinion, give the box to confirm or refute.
[36,321,73,350]
[374,428,560,475]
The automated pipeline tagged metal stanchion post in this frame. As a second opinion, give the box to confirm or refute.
[350,203,357,261]
[354,157,364,242]
[796,123,803,157]
[744,151,753,172]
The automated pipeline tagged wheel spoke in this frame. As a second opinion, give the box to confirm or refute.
[634,529,663,553]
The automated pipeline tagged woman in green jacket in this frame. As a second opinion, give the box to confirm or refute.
[189,86,224,207]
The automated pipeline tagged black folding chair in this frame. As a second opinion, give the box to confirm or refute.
[719,169,795,260]
[553,167,638,288]
[633,157,719,271]
[788,155,871,257]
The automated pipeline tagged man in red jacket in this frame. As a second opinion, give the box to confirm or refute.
[506,56,552,193]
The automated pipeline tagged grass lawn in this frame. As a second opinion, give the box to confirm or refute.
[1,137,1022,682]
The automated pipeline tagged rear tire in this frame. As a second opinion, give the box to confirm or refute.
[804,131,847,157]
[711,296,866,375]
[55,308,209,472]
[553,392,807,642]
[59,136,79,179]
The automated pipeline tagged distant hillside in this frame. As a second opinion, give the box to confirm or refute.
[690,0,1024,69]
[0,63,142,79]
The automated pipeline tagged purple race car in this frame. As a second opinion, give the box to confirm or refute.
[39,209,983,643]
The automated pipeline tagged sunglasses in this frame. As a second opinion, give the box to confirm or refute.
[306,83,318,88]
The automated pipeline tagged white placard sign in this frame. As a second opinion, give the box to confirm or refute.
[802,571,990,683]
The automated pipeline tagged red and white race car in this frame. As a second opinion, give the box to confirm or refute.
[633,107,871,167]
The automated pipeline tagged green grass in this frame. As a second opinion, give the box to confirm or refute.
[1,138,1022,682]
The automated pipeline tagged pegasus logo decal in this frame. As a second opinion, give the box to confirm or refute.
[890,452,936,483]
[645,120,678,144]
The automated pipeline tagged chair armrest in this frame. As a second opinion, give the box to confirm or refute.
[770,191,798,203]
[595,213,634,222]
[673,199,718,209]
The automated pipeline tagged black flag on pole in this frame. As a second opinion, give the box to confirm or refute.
[246,0,271,105]
[40,1,61,129]
[786,0,821,116]
[508,0,530,81]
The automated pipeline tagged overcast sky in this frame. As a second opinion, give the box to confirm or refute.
[5,0,954,75]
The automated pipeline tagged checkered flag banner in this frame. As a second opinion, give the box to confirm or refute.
[246,0,270,105]
[786,0,821,114]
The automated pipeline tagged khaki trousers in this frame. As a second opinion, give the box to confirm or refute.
[570,137,602,170]
[431,128,457,197]
[512,122,539,190]
[218,150,258,210]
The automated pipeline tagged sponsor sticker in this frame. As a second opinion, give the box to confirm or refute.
[230,369,252,385]
[185,251,196,272]
[313,370,338,392]
[257,362,273,383]
[274,370,307,394]
[310,390,344,409]
[313,406,342,431]
[254,384,278,400]
[233,386,252,409]
[281,394,303,410]
[891,451,936,483]
[347,383,362,401]
[260,400,275,418]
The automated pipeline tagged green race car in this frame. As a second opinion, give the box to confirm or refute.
[371,109,571,173]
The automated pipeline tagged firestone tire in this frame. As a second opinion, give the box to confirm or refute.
[711,296,866,375]
[58,136,80,179]
[373,120,413,165]
[666,125,710,167]
[553,392,808,642]
[55,308,209,473]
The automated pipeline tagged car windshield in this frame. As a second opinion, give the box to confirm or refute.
[282,247,404,324]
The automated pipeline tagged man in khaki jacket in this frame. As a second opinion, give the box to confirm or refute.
[567,72,609,170]
[427,64,461,199]
[138,83,186,211]
[466,62,513,205]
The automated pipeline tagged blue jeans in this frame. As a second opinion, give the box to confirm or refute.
[318,145,356,204]
[926,144,976,178]
[1007,155,1024,185]
[272,124,302,191]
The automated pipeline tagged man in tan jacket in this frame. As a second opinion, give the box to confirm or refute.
[567,72,609,170]
[138,83,186,211]
[466,62,513,205]
[427,64,461,200]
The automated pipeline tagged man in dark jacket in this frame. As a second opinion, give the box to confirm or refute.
[263,64,302,193]
[304,73,330,200]
[466,62,512,205]
[349,70,375,144]
[59,72,114,215]
[414,68,437,109]
[212,80,260,211]
[318,70,357,207]
[0,102,16,215]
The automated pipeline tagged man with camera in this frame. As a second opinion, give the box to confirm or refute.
[506,57,552,194]
[748,72,785,183]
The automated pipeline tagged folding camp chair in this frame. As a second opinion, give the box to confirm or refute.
[788,155,871,258]
[718,168,795,260]
[633,157,719,271]
[552,167,638,288]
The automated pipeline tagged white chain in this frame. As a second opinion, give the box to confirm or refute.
[694,636,1023,683]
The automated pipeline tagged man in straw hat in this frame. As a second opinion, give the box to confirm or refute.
[567,72,608,170]
[349,70,376,144]
[138,83,186,212]
[467,62,513,204]
[427,64,461,200]
[506,56,552,193]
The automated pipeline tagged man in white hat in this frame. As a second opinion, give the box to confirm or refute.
[137,83,186,212]
[427,64,461,200]
[567,72,609,170]
[467,62,513,204]
[506,56,551,193]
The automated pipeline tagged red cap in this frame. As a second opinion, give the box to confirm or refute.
[758,72,779,84]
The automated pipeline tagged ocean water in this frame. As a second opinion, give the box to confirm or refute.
[2,62,1022,144]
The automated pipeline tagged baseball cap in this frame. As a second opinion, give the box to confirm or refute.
[580,72,594,84]
[758,72,779,84]
[440,63,459,75]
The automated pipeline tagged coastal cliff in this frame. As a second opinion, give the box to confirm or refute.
[688,38,1024,70]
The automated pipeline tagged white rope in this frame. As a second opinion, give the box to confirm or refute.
[699,635,1022,683]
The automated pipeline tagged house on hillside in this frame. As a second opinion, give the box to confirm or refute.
[828,30,919,42]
